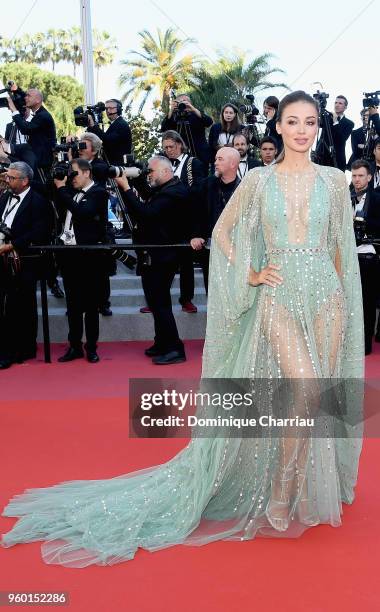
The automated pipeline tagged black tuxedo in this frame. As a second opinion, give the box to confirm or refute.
[191,175,240,291]
[347,127,366,169]
[122,178,189,354]
[238,156,261,179]
[88,116,132,165]
[176,154,205,188]
[353,188,380,353]
[161,111,213,168]
[0,188,51,362]
[12,106,56,168]
[5,121,20,144]
[55,184,108,351]
[89,156,109,187]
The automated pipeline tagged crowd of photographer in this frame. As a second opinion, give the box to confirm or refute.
[1,81,380,368]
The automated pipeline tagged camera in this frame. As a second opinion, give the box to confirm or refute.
[52,162,79,182]
[74,102,106,127]
[313,90,329,111]
[108,155,148,179]
[238,95,260,125]
[363,91,380,109]
[0,81,26,114]
[354,217,368,245]
[0,221,12,245]
[54,139,87,155]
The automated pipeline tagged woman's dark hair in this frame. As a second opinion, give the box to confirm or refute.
[264,95,279,110]
[277,90,319,123]
[220,103,240,133]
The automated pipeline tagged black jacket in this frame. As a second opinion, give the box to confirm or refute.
[332,116,354,171]
[191,175,240,240]
[55,183,108,245]
[88,116,132,165]
[265,115,283,152]
[121,177,190,264]
[12,106,56,168]
[161,112,213,164]
[348,127,366,169]
[90,157,109,187]
[0,188,51,253]
[208,123,244,160]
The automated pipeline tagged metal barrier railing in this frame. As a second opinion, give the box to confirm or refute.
[26,243,202,363]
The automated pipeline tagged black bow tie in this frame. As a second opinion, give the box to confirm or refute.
[240,160,247,164]
[9,193,20,203]
[337,116,341,122]
[172,159,180,168]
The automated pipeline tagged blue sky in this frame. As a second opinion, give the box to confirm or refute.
[1,0,379,134]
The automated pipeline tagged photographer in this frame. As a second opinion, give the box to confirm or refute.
[161,94,213,173]
[161,130,205,314]
[67,132,108,187]
[263,96,283,152]
[348,109,369,169]
[232,132,261,179]
[7,89,56,173]
[54,159,108,364]
[115,156,189,365]
[208,103,244,163]
[318,95,354,171]
[87,99,132,165]
[351,159,380,355]
[0,162,51,369]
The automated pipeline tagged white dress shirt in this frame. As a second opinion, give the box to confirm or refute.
[1,187,30,228]
[355,193,376,254]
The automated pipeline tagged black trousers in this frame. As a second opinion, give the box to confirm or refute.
[358,253,379,353]
[0,260,38,361]
[60,253,105,351]
[179,248,194,304]
[141,261,184,354]
[193,248,210,294]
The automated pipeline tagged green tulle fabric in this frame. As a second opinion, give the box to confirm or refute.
[2,164,364,567]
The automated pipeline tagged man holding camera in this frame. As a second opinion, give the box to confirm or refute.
[0,161,51,369]
[161,94,213,173]
[87,99,132,165]
[116,156,189,365]
[54,159,108,363]
[351,159,380,355]
[7,89,56,173]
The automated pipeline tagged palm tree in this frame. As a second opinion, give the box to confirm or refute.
[93,30,117,97]
[43,29,67,71]
[119,28,201,113]
[189,50,287,120]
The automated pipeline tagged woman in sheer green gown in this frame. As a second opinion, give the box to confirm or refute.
[1,91,364,567]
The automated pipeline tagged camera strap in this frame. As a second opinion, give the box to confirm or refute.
[2,195,21,223]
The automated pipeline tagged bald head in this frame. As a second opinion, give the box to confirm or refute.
[214,146,240,181]
[25,89,43,111]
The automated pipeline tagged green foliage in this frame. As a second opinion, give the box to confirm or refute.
[0,63,84,137]
[119,28,201,113]
[124,109,162,159]
[188,50,288,120]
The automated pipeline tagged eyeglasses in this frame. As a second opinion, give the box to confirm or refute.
[6,175,22,181]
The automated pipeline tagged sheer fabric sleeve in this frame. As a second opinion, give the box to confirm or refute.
[202,168,267,377]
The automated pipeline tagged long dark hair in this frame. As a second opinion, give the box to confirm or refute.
[275,90,320,163]
[220,103,240,133]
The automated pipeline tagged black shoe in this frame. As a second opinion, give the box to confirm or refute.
[50,282,65,299]
[152,350,186,365]
[0,359,12,370]
[99,307,113,316]
[86,350,100,363]
[58,347,84,362]
[144,345,162,357]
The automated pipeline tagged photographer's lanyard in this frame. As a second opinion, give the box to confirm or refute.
[1,196,21,226]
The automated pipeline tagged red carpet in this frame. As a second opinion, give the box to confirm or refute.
[0,340,379,612]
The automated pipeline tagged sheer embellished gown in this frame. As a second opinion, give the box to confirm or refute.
[2,164,364,567]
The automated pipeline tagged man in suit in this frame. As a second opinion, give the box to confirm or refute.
[348,109,369,169]
[7,89,56,173]
[54,159,108,363]
[191,147,241,291]
[87,99,132,165]
[161,94,213,174]
[161,130,204,314]
[351,159,380,355]
[233,132,261,179]
[319,95,354,171]
[116,156,189,365]
[0,162,51,369]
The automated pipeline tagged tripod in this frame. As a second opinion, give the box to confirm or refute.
[313,109,337,168]
[176,118,196,158]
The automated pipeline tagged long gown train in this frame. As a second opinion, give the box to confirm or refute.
[1,164,364,567]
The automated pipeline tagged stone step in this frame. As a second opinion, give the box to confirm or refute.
[37,286,207,308]
[37,305,207,342]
